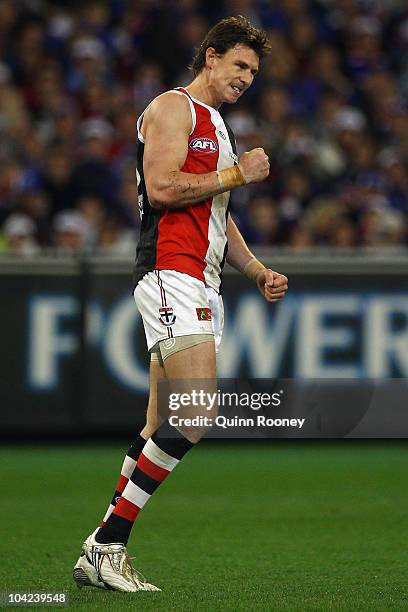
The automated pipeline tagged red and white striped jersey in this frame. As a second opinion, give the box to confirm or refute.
[133,87,238,293]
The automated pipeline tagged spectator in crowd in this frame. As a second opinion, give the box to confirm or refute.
[241,196,279,246]
[75,194,106,251]
[361,207,407,246]
[287,223,313,252]
[258,84,291,155]
[303,197,345,245]
[67,36,109,95]
[278,166,312,232]
[1,212,40,256]
[50,100,81,151]
[380,150,408,214]
[52,210,88,254]
[0,61,30,142]
[71,117,115,205]
[98,217,136,256]
[18,189,51,245]
[42,146,76,214]
[332,218,357,247]
[132,63,165,115]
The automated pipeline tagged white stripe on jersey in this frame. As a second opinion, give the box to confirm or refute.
[201,103,234,291]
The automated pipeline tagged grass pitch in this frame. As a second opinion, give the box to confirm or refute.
[1,441,408,611]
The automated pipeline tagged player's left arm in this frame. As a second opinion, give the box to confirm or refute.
[226,216,288,303]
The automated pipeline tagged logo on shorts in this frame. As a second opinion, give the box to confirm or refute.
[196,307,212,321]
[162,338,176,350]
[190,137,218,154]
[159,307,176,326]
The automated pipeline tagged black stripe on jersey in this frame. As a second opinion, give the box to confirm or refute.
[133,139,162,290]
[223,118,238,157]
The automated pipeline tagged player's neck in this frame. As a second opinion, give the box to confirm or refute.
[185,74,221,110]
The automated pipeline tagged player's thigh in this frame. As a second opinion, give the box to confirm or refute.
[162,338,216,379]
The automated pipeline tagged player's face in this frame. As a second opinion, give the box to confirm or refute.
[209,44,259,104]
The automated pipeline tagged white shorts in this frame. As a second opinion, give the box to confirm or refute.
[134,270,224,353]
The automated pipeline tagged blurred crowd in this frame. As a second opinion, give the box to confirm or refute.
[1,0,408,256]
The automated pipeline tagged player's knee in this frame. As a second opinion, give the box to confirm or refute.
[177,423,213,444]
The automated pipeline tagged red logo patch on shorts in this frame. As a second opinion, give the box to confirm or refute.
[196,307,212,321]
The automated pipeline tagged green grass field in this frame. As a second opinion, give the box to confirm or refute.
[1,442,408,611]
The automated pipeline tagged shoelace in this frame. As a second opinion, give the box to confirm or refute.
[90,545,146,588]
[128,556,147,584]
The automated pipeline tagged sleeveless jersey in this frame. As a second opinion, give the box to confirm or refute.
[133,87,238,292]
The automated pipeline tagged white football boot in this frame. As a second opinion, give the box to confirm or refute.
[73,529,160,592]
[73,530,108,590]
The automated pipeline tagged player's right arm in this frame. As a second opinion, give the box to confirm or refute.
[142,92,269,209]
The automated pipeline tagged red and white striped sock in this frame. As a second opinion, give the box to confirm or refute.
[100,434,146,526]
[96,423,194,544]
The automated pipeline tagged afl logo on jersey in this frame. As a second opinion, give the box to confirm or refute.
[189,137,218,154]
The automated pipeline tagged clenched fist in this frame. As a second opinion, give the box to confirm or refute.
[256,269,288,303]
[238,148,270,184]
